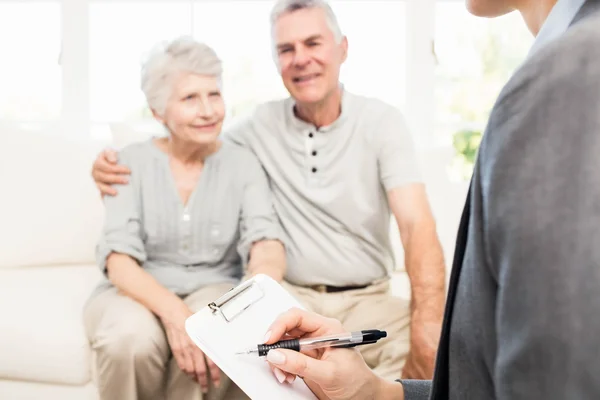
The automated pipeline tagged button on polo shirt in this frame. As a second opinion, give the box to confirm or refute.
[224,88,422,287]
[306,131,318,177]
[307,131,319,177]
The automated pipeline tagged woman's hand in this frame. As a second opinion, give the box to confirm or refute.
[264,308,405,400]
[160,300,221,393]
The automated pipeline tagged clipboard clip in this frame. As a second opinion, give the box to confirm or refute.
[208,278,265,323]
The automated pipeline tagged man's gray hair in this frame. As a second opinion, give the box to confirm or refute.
[140,36,222,115]
[269,0,344,44]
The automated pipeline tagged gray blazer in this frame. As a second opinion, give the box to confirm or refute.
[402,1,600,398]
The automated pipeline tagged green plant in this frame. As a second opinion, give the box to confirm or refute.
[448,129,483,181]
[453,129,482,165]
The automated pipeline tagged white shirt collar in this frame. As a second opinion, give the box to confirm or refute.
[527,0,586,58]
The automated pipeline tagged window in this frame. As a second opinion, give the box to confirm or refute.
[89,2,192,123]
[87,0,408,132]
[0,2,61,121]
[333,1,407,111]
[434,4,533,179]
[190,0,407,123]
[191,0,286,123]
[0,0,418,145]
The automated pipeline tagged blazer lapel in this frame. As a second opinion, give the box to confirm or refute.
[429,180,472,399]
[570,0,600,26]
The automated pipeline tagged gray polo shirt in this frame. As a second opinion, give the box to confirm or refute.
[92,139,282,297]
[224,89,421,287]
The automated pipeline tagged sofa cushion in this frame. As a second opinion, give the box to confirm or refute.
[0,126,107,268]
[0,380,98,400]
[0,127,104,267]
[0,264,103,385]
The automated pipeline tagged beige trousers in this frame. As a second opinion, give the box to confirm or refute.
[282,279,411,381]
[83,283,250,400]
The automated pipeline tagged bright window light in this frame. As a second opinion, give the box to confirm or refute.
[89,1,192,123]
[0,1,61,121]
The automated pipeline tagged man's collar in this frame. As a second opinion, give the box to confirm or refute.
[527,0,587,59]
[286,83,350,132]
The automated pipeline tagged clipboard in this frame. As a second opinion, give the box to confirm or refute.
[185,274,318,400]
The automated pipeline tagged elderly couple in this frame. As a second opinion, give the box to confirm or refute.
[84,0,447,399]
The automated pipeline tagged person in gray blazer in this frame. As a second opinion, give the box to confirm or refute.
[258,0,600,399]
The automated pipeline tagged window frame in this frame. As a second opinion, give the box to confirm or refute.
[1,0,443,148]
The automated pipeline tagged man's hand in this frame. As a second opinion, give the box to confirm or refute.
[91,148,131,196]
[161,300,221,392]
[401,308,442,379]
[264,308,405,400]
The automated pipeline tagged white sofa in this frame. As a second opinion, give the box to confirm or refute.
[0,125,467,400]
[0,126,107,399]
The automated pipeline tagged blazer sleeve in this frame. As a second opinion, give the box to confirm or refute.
[398,380,432,400]
[480,28,600,399]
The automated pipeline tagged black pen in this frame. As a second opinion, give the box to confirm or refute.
[235,329,387,356]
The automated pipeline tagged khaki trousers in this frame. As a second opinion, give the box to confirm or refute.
[282,279,411,381]
[83,283,250,400]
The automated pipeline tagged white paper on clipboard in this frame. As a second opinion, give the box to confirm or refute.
[185,274,318,400]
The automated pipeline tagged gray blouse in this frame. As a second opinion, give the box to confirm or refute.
[93,139,282,297]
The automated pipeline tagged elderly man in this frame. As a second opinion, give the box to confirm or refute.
[92,0,446,380]
[260,0,600,399]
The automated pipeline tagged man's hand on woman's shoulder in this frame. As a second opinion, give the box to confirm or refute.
[91,148,131,197]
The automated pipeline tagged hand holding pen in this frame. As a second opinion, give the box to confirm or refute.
[236,329,387,356]
[248,308,401,400]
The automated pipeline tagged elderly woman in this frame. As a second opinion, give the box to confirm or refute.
[83,37,285,400]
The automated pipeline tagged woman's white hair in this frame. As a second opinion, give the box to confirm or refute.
[269,0,344,44]
[140,36,222,115]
